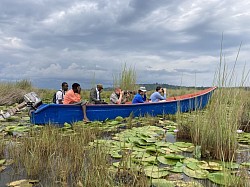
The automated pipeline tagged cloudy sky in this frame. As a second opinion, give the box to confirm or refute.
[0,0,249,89]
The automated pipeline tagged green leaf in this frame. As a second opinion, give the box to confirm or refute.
[157,156,178,166]
[207,172,232,185]
[151,179,175,187]
[0,159,6,165]
[115,116,123,122]
[164,154,185,160]
[174,142,193,148]
[144,170,169,178]
[183,166,209,179]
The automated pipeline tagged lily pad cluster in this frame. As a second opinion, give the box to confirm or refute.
[89,126,242,185]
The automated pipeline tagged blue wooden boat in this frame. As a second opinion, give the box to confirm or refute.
[30,87,216,126]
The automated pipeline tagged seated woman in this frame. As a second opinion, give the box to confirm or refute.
[150,86,167,102]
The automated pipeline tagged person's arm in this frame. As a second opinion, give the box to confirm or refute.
[156,92,166,100]
[117,91,124,104]
[142,93,147,101]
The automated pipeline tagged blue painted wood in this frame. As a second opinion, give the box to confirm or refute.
[30,87,216,126]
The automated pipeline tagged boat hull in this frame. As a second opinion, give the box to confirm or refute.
[30,87,216,126]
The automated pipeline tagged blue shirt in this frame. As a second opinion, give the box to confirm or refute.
[132,93,145,104]
[150,92,166,102]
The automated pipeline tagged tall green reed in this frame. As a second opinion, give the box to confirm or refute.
[113,63,137,91]
[7,125,119,186]
[190,39,249,161]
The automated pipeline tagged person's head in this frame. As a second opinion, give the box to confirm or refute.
[62,82,68,91]
[114,87,121,95]
[156,86,163,93]
[139,86,147,94]
[97,84,103,92]
[72,83,81,93]
[138,89,144,95]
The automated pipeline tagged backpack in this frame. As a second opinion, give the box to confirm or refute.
[52,90,63,104]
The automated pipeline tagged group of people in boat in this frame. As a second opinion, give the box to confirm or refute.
[54,82,167,122]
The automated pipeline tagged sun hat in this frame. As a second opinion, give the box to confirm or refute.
[139,86,147,92]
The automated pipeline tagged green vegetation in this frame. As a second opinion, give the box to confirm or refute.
[0,57,249,187]
[113,63,137,91]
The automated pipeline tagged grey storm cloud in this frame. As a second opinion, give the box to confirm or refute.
[0,0,249,89]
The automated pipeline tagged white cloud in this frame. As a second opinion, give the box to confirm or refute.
[0,0,249,88]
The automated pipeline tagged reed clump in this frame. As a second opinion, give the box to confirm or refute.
[6,125,121,186]
[113,63,137,91]
[0,81,28,105]
[191,88,248,161]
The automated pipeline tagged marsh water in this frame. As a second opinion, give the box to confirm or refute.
[0,111,249,187]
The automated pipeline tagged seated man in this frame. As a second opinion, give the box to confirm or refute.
[150,86,167,102]
[55,82,68,104]
[132,88,146,104]
[110,87,128,104]
[63,83,90,122]
[139,86,147,101]
[89,84,107,104]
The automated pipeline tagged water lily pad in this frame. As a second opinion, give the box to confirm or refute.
[132,151,150,159]
[21,116,31,121]
[0,159,6,165]
[170,162,183,173]
[186,162,200,170]
[207,162,223,171]
[110,151,122,159]
[183,166,209,179]
[146,147,164,154]
[164,154,185,160]
[174,142,193,148]
[182,157,199,164]
[115,116,123,122]
[207,172,232,185]
[155,142,172,147]
[151,179,175,187]
[113,162,120,167]
[144,165,167,172]
[0,166,6,172]
[157,156,178,166]
[63,123,71,128]
[241,162,250,167]
[141,156,157,163]
[168,145,181,153]
[177,146,195,153]
[221,162,239,169]
[7,179,39,187]
[174,181,204,187]
[109,120,119,125]
[144,170,169,178]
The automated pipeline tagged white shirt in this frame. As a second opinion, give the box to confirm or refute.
[56,89,66,104]
[96,88,100,100]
